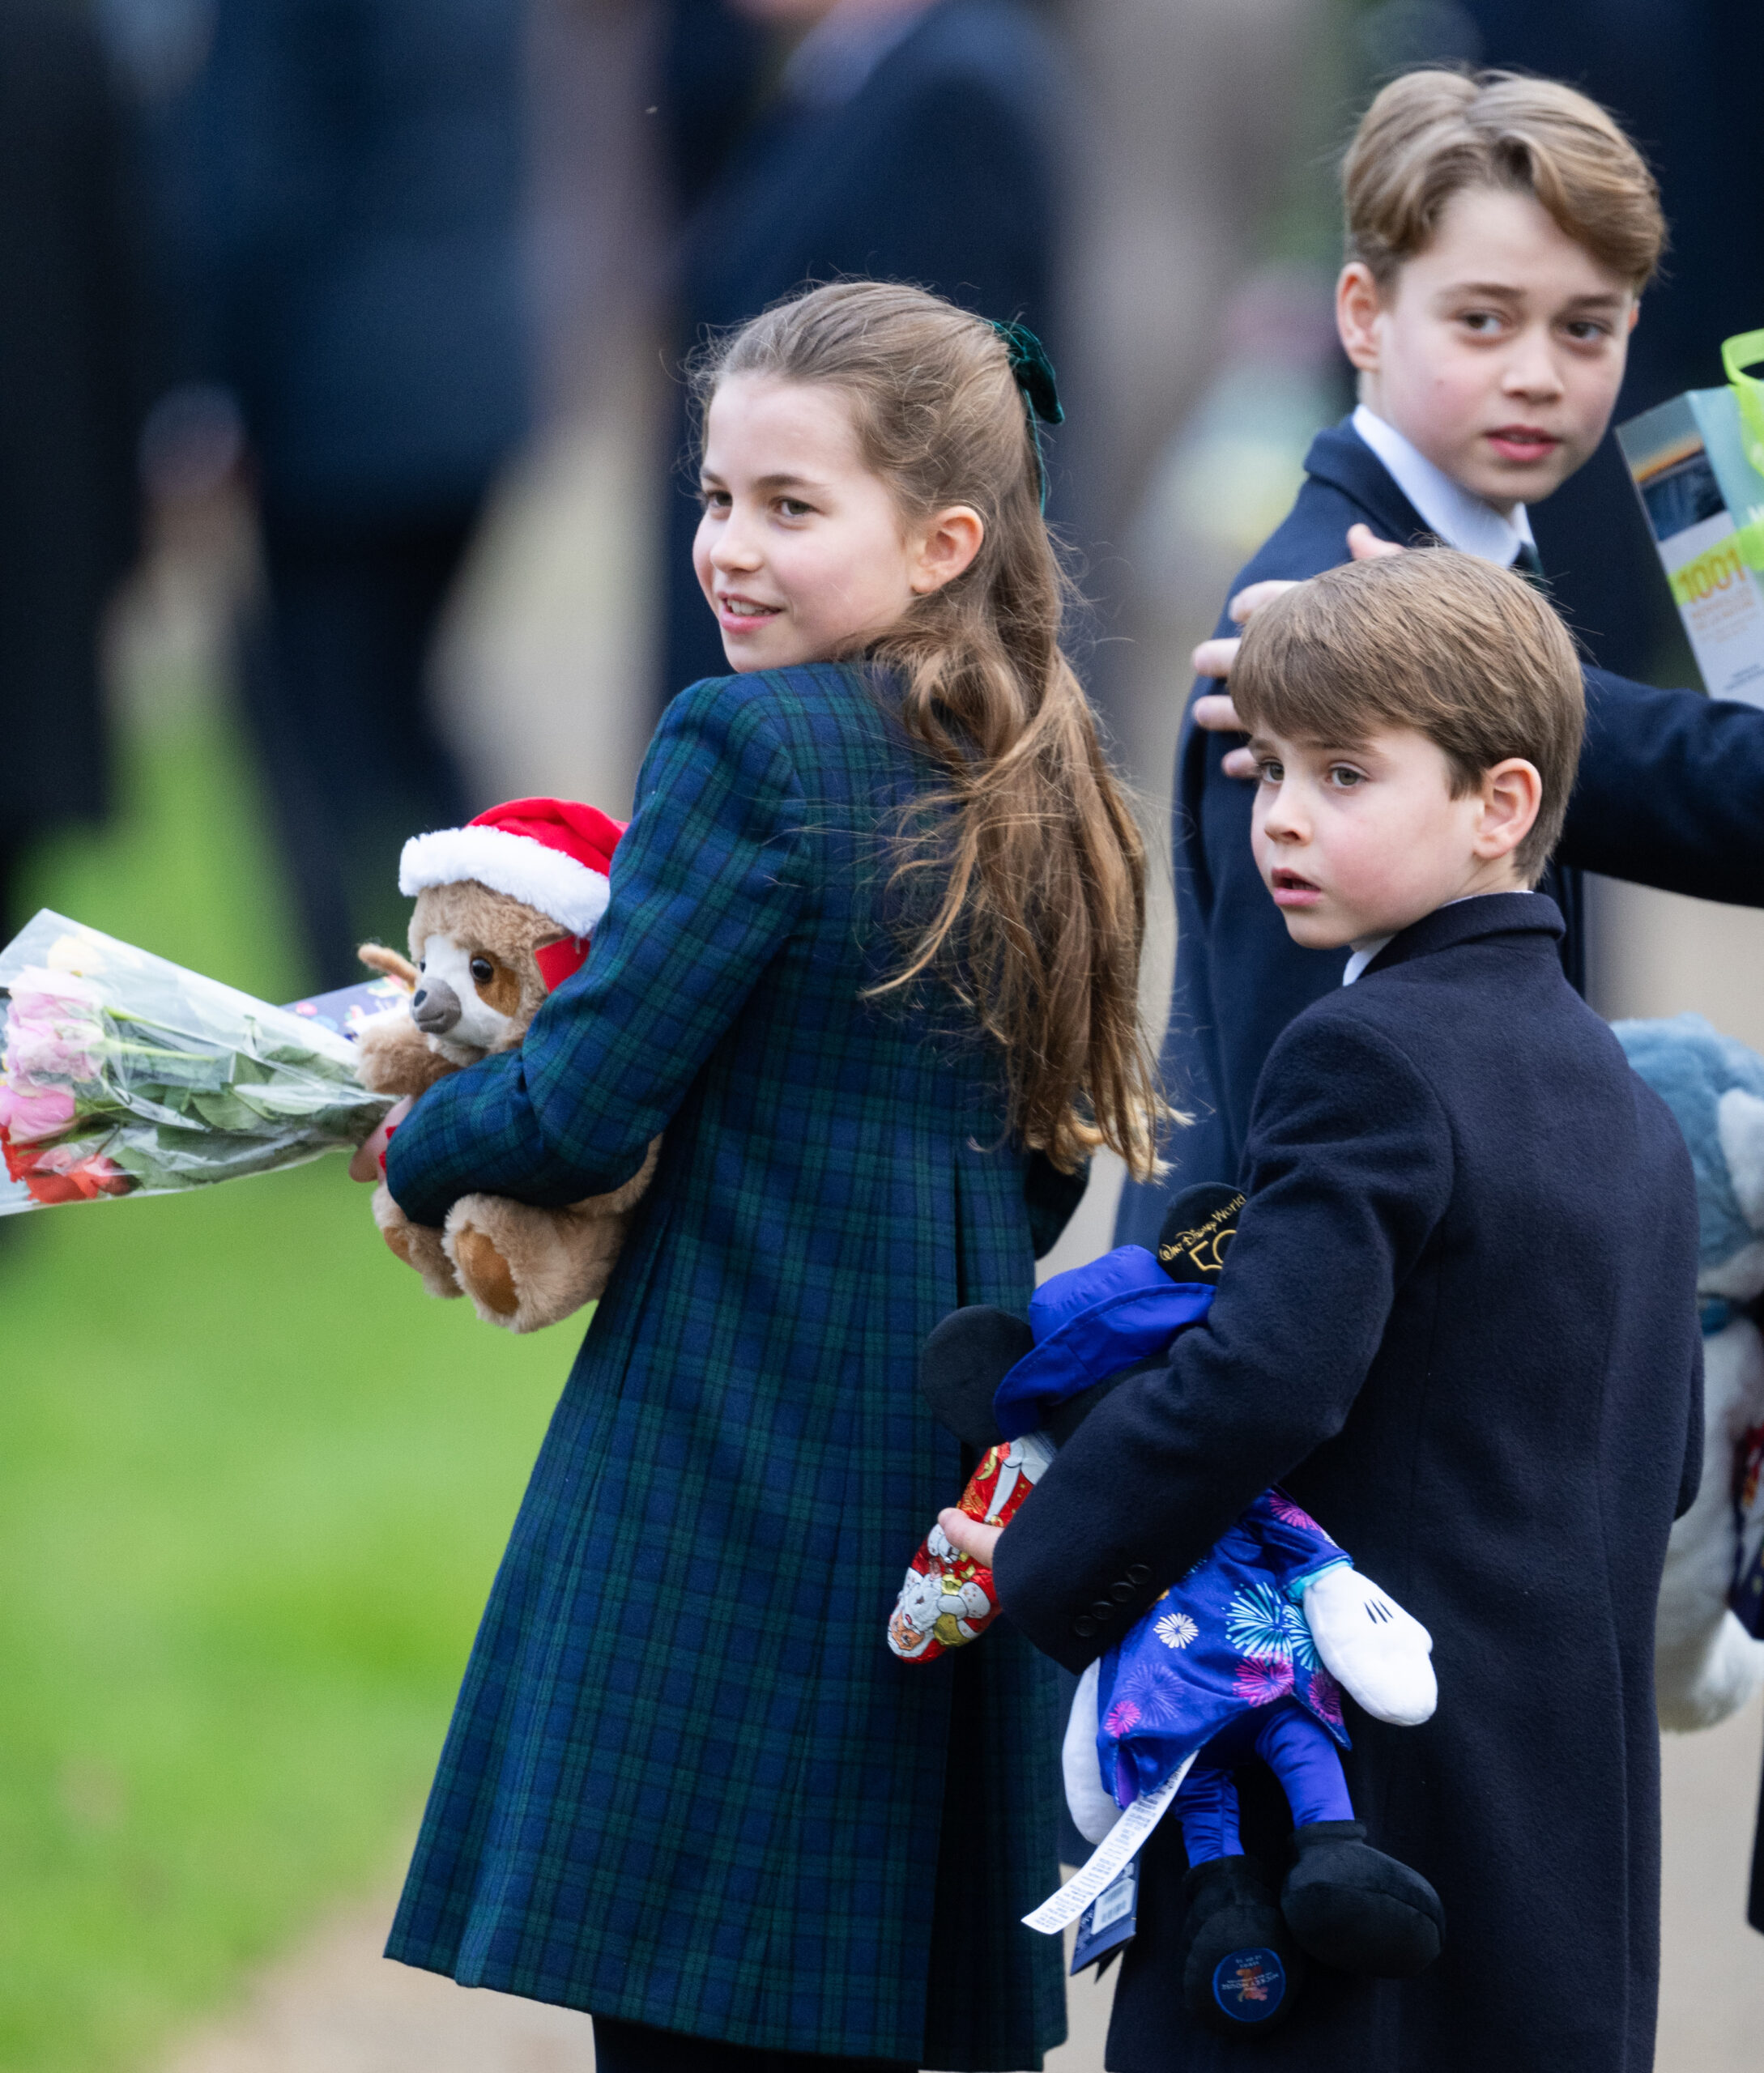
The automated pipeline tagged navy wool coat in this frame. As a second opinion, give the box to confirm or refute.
[1117,419,1764,1245]
[382,664,1068,2067]
[999,894,1703,2073]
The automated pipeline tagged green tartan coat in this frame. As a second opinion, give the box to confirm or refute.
[383,664,1070,2067]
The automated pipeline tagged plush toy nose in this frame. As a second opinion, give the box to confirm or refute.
[411,977,462,1035]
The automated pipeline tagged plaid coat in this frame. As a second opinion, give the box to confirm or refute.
[383,664,1068,2067]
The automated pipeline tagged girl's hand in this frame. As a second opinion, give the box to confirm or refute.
[1191,527,1406,777]
[938,1506,1003,1567]
[349,1095,412,1182]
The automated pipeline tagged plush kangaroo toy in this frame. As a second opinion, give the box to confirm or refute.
[355,797,658,1334]
[893,1185,1444,2037]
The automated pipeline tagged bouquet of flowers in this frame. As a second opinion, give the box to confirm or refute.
[0,911,394,1213]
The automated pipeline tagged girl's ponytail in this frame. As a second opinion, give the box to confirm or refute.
[693,281,1166,1180]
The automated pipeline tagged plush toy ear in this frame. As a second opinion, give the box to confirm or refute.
[359,941,420,987]
[919,1307,1032,1452]
[1719,1088,1764,1232]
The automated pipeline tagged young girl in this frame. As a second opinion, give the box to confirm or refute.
[377,281,1161,2071]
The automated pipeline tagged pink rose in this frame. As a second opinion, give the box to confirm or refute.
[4,969,105,1086]
[0,1079,77,1143]
[4,1015,101,1083]
[10,968,102,1016]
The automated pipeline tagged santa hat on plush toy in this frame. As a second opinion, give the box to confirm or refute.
[399,797,627,990]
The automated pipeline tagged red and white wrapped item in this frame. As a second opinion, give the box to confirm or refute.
[887,1432,1056,1661]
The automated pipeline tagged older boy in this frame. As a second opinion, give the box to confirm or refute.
[1116,66,1764,1245]
[954,551,1702,2071]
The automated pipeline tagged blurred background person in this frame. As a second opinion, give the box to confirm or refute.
[0,0,149,939]
[661,0,1061,702]
[170,0,534,986]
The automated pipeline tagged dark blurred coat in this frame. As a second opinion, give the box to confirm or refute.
[185,0,530,523]
[0,0,143,861]
[664,0,1060,701]
[173,0,531,984]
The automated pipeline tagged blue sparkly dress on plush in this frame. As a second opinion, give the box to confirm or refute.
[1097,1484,1357,1858]
[996,1248,1358,1858]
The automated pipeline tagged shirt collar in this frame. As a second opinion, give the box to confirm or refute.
[1351,405,1536,568]
[782,0,935,109]
[1361,890,1561,982]
[1342,892,1534,985]
[1341,938,1392,985]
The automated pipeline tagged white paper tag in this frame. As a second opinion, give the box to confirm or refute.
[1022,1753,1194,1935]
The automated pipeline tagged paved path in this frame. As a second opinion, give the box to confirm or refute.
[156,1701,1760,2073]
[1655,1692,1764,2070]
[154,1890,1113,2073]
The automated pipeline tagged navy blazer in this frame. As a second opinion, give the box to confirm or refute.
[664,0,1059,700]
[1116,421,1764,1246]
[998,892,1702,2072]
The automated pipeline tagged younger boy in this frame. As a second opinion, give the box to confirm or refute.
[959,551,1702,2071]
[1115,66,1764,1246]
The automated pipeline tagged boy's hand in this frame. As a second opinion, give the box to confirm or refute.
[938,1506,1002,1567]
[1192,526,1405,777]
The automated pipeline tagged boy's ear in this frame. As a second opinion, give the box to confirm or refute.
[1473,756,1543,863]
[1336,261,1385,375]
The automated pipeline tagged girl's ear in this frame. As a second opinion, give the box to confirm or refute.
[910,504,985,595]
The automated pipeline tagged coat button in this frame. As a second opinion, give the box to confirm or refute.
[1110,1581,1135,1603]
[1074,1615,1097,1637]
[1090,1600,1115,1622]
[1126,1564,1150,1585]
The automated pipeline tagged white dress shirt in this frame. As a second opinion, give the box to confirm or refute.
[1351,405,1536,568]
[1341,938,1393,986]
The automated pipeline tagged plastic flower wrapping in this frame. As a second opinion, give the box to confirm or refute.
[0,911,394,1214]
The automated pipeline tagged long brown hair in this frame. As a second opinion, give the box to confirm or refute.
[692,280,1165,1178]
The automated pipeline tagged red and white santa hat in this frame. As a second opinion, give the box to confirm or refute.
[399,797,627,937]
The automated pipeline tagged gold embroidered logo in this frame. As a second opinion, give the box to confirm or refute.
[1158,1190,1244,1279]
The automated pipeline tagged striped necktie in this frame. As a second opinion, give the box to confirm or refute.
[1511,540,1546,585]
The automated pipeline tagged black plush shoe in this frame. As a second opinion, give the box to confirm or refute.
[1176,1854,1303,2037]
[1280,1820,1445,1977]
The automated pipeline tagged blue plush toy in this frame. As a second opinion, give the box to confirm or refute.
[1613,1015,1764,1727]
[900,1185,1444,2033]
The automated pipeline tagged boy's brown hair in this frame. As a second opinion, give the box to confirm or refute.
[1229,550,1585,882]
[1344,68,1665,289]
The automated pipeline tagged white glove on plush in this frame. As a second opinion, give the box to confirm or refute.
[1302,1564,1437,1726]
[1656,1608,1764,1731]
[1063,1660,1122,1845]
[1654,1309,1764,1730]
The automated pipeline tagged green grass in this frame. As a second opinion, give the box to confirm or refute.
[0,700,568,2070]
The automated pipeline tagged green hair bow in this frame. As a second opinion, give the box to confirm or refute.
[992,318,1063,509]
